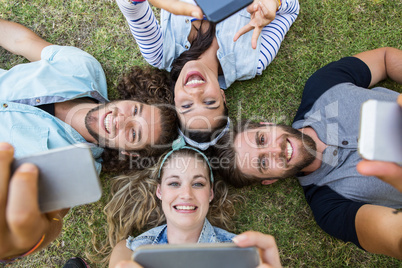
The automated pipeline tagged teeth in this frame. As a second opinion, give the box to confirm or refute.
[185,79,205,86]
[175,205,196,210]
[286,141,293,161]
[104,114,111,133]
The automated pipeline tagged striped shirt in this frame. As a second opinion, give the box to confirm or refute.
[116,0,299,75]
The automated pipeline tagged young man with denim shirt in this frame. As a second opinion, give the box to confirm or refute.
[216,47,402,259]
[0,19,177,173]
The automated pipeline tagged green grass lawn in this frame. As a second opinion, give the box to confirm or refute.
[1,0,401,267]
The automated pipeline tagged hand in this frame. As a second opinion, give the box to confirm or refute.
[233,231,282,268]
[357,160,402,193]
[148,0,203,19]
[0,143,63,260]
[233,0,279,49]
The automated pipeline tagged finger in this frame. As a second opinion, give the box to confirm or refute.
[0,143,14,206]
[171,2,203,19]
[7,163,43,239]
[258,1,270,17]
[357,160,402,192]
[247,2,259,14]
[234,24,254,42]
[397,94,402,107]
[251,27,262,49]
[233,231,281,268]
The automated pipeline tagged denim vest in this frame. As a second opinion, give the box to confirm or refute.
[126,219,236,251]
[0,45,108,173]
[160,0,260,89]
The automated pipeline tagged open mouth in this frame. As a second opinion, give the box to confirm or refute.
[286,139,294,162]
[104,112,112,134]
[174,205,197,211]
[185,71,206,86]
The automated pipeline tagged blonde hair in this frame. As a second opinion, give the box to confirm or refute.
[89,149,241,265]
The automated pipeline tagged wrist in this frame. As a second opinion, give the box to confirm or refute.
[0,235,45,264]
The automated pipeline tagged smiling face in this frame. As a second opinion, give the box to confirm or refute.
[174,60,226,131]
[156,154,214,233]
[84,100,162,151]
[234,125,316,180]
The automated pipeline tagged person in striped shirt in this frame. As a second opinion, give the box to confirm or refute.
[116,0,299,149]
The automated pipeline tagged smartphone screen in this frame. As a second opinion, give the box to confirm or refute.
[195,0,253,23]
[358,99,402,165]
[133,243,259,268]
[12,144,102,212]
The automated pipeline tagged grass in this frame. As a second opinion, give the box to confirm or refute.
[1,0,401,267]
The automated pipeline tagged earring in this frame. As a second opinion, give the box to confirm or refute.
[209,199,212,202]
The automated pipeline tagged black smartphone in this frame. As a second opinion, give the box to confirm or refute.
[195,0,253,23]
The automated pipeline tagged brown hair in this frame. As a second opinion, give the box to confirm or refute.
[213,121,263,188]
[101,66,178,172]
[90,149,241,264]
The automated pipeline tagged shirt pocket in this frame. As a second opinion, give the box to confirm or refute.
[11,126,49,157]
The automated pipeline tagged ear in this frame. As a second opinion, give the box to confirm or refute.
[259,122,274,125]
[220,89,226,105]
[209,187,214,202]
[120,151,139,158]
[261,179,278,186]
[156,184,162,200]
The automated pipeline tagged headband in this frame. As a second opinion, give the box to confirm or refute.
[178,118,231,151]
[157,136,214,182]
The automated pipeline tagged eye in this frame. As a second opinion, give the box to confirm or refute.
[168,182,180,187]
[261,157,269,170]
[134,106,138,115]
[204,100,216,105]
[132,129,136,140]
[181,103,192,109]
[193,182,205,188]
[259,134,265,145]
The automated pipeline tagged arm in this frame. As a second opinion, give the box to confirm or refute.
[0,143,66,263]
[109,240,136,268]
[115,0,164,68]
[0,19,51,62]
[354,47,402,87]
[355,204,402,259]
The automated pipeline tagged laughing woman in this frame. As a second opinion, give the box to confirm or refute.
[115,0,299,148]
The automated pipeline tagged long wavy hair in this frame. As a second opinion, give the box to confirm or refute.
[101,66,178,172]
[90,149,242,265]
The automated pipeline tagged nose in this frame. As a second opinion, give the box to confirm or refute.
[186,86,204,96]
[179,184,194,199]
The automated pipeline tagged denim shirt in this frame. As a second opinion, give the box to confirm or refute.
[160,0,260,89]
[0,45,108,173]
[126,219,236,251]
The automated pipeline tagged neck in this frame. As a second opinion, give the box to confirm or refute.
[55,99,98,143]
[166,223,203,244]
[299,127,328,174]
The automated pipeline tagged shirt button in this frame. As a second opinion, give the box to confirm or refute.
[185,45,189,49]
[342,141,348,145]
[333,150,338,156]
[185,18,190,23]
[36,98,41,103]
[2,103,8,108]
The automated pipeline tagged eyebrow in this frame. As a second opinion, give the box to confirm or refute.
[180,104,221,115]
